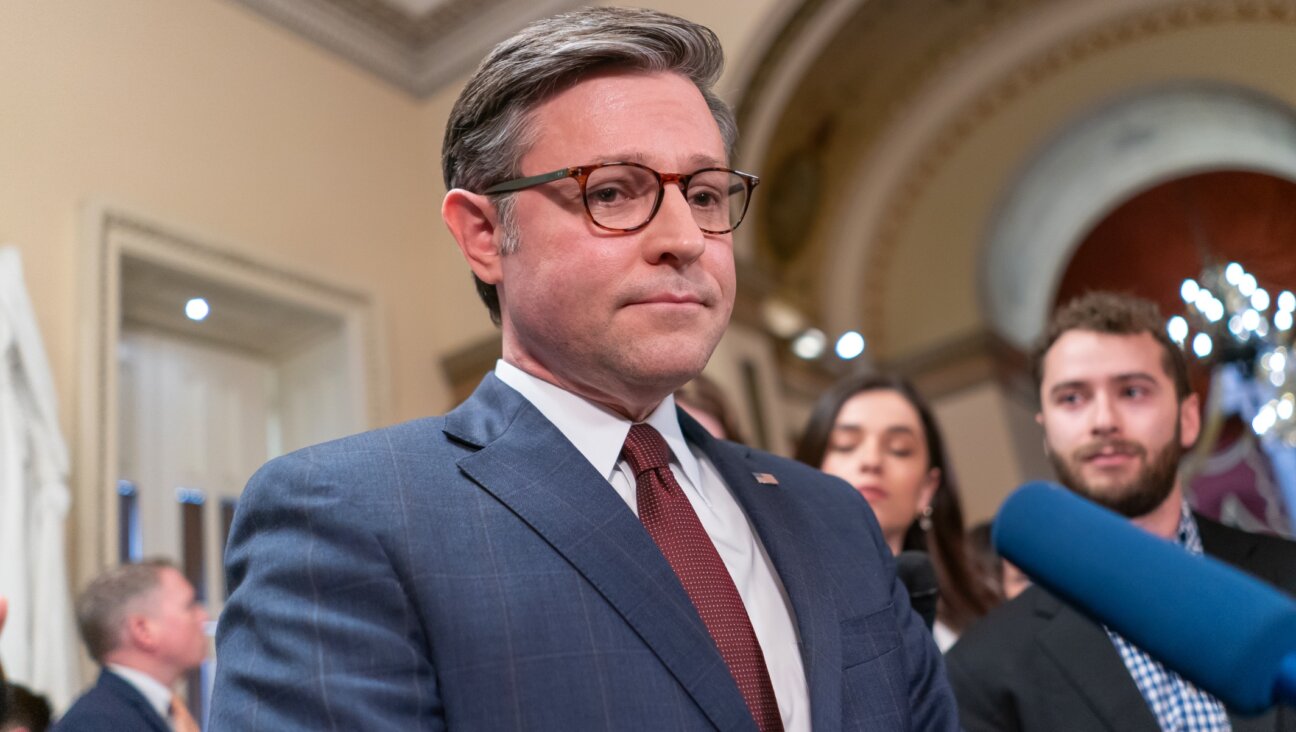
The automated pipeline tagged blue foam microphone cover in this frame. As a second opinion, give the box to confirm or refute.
[993,481,1296,714]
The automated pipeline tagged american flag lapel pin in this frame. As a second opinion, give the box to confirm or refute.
[752,472,779,486]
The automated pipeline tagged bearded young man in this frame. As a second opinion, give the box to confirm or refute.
[947,292,1296,732]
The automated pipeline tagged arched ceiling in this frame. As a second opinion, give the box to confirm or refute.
[737,0,1296,366]
[740,0,1042,319]
[1058,170,1296,317]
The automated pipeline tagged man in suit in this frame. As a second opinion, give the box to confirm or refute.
[57,560,206,732]
[948,292,1296,731]
[209,7,956,731]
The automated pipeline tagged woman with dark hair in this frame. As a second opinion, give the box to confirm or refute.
[796,374,996,650]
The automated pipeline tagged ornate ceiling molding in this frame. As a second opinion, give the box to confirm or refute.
[229,0,579,98]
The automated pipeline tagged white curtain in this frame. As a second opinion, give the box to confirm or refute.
[0,245,80,710]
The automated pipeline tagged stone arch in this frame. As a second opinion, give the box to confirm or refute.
[984,82,1296,349]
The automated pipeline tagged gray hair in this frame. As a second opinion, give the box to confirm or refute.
[75,559,174,663]
[442,6,738,325]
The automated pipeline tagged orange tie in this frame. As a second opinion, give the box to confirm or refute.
[170,693,201,732]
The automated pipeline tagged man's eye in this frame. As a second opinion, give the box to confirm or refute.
[688,189,722,209]
[589,186,630,205]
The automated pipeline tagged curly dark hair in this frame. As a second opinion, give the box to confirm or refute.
[1030,291,1191,402]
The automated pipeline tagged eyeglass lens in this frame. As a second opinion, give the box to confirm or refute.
[584,165,749,232]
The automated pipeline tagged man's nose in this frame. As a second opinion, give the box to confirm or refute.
[1090,392,1120,435]
[641,184,706,266]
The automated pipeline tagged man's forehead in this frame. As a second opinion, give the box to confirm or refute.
[1042,329,1169,385]
[522,70,726,167]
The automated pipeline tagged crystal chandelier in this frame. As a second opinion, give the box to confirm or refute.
[1172,260,1296,535]
[1173,261,1296,446]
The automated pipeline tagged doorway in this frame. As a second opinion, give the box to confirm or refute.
[77,205,386,722]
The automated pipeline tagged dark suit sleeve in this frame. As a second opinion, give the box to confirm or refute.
[210,452,443,730]
[880,527,961,730]
[946,643,1019,732]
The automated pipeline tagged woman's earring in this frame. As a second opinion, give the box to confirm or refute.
[918,505,934,532]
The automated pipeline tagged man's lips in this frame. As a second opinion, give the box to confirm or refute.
[1085,453,1137,468]
[1077,441,1144,466]
[627,293,707,306]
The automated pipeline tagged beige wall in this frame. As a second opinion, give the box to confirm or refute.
[1,0,455,437]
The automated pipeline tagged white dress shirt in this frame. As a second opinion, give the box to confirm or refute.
[106,663,173,723]
[495,360,811,731]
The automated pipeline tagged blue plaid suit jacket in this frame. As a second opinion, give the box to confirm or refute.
[210,374,957,731]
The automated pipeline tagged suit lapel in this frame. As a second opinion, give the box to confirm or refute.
[446,376,753,731]
[685,415,844,732]
[101,670,172,732]
[1196,513,1260,570]
[1033,591,1161,732]
[1195,515,1288,732]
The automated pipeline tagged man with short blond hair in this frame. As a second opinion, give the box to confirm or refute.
[56,560,206,732]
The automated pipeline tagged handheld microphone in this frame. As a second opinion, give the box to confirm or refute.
[896,550,938,631]
[992,481,1296,714]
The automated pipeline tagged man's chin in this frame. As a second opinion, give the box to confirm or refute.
[1065,478,1173,519]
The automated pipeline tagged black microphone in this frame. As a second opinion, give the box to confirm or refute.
[896,550,939,631]
[993,481,1296,714]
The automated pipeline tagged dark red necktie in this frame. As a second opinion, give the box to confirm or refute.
[622,424,783,732]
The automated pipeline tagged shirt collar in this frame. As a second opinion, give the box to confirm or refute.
[106,663,172,720]
[493,360,704,492]
[1175,500,1204,556]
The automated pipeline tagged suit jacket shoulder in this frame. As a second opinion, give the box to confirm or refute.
[56,670,170,732]
[1196,513,1296,595]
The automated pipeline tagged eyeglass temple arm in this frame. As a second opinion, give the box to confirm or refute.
[729,173,759,196]
[482,167,575,195]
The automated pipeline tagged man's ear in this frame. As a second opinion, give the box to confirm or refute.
[1179,391,1202,448]
[1036,412,1052,457]
[124,613,156,652]
[443,189,503,286]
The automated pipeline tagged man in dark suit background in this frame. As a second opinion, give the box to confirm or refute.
[210,7,956,731]
[57,560,205,732]
[948,292,1296,731]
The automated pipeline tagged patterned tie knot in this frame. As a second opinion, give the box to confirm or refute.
[621,423,672,477]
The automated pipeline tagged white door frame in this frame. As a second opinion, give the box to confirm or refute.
[75,202,388,591]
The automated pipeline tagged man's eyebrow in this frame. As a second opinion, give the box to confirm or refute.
[1047,380,1089,397]
[593,152,727,169]
[1048,372,1158,396]
[686,153,727,169]
[1112,371,1158,382]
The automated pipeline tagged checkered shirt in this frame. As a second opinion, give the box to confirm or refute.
[1104,503,1232,732]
